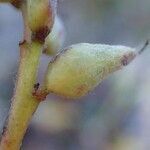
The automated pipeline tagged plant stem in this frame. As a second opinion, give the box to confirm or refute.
[0,41,42,150]
[0,0,55,148]
[0,2,45,149]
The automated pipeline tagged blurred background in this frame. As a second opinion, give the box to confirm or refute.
[0,0,150,149]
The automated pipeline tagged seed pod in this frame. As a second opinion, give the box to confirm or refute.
[44,16,65,55]
[44,43,137,98]
[27,0,57,41]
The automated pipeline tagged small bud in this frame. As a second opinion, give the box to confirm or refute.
[27,0,57,41]
[44,16,65,55]
[45,43,137,98]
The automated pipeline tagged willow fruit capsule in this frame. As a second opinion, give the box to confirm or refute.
[27,0,56,41]
[44,16,65,55]
[44,43,137,98]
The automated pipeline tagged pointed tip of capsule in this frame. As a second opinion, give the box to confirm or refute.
[138,40,149,55]
[121,40,150,66]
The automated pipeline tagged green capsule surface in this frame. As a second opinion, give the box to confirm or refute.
[27,0,54,32]
[45,43,136,98]
[44,16,65,55]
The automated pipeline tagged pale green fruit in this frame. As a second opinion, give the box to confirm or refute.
[27,0,55,33]
[44,16,65,55]
[45,43,137,98]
